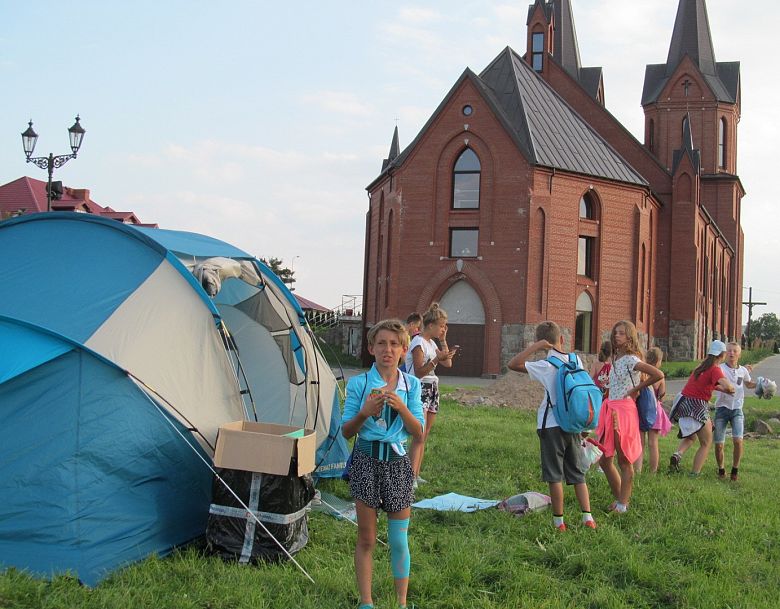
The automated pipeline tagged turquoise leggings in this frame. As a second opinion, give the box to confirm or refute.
[388,517,410,578]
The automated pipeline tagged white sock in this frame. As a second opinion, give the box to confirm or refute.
[581,511,594,523]
[553,515,565,527]
[614,502,628,513]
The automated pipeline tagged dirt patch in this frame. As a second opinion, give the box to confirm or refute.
[449,354,602,410]
[449,371,546,410]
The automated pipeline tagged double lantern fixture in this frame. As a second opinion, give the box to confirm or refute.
[21,116,86,212]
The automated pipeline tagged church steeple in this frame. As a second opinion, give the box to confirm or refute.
[552,0,582,81]
[524,0,604,102]
[665,0,716,77]
[381,126,400,171]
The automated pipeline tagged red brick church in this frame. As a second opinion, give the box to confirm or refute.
[362,0,743,376]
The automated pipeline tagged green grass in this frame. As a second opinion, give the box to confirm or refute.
[2,397,780,609]
[661,348,773,378]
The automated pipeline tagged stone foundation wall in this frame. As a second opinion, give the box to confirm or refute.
[668,319,697,361]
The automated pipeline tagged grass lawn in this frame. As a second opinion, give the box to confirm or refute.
[2,397,779,609]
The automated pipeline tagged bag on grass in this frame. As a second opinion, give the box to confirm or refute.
[545,353,603,433]
[497,491,551,516]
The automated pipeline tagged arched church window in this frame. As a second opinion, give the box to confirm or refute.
[718,117,727,169]
[579,192,596,219]
[452,148,480,209]
[575,291,593,352]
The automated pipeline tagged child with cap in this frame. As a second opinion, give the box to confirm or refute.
[668,340,735,476]
[713,342,756,481]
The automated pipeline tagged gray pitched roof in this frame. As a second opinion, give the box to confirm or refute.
[666,0,717,76]
[369,47,646,189]
[579,67,603,100]
[642,0,739,105]
[479,48,646,185]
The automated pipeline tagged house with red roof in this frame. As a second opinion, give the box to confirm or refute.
[0,176,156,226]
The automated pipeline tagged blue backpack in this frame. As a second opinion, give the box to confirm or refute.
[543,354,603,433]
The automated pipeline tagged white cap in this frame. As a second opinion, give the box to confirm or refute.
[707,340,727,356]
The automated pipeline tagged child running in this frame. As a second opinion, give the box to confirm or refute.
[342,319,424,609]
[669,340,735,476]
[713,341,755,481]
[507,321,596,531]
[595,321,662,513]
[406,303,457,486]
[634,347,672,473]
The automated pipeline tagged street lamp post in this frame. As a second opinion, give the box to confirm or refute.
[288,256,300,291]
[21,116,86,212]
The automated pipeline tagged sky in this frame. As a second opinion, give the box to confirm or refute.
[1,0,778,320]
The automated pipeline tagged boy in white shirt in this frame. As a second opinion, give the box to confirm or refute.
[714,342,756,481]
[507,321,595,531]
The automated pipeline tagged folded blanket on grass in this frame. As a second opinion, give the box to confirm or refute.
[412,493,499,512]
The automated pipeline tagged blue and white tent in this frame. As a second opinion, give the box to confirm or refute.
[0,212,348,585]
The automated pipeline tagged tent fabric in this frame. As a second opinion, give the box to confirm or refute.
[0,317,72,384]
[0,349,212,586]
[0,212,348,585]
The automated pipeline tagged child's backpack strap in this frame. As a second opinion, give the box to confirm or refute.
[541,356,563,430]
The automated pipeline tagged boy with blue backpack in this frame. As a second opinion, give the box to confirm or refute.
[508,321,599,531]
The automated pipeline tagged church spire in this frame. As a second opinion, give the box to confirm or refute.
[665,0,716,76]
[381,126,400,171]
[552,0,582,80]
[388,125,400,162]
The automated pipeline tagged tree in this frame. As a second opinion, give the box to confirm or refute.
[260,257,296,290]
[751,312,780,343]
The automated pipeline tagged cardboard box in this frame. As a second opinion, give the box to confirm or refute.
[213,421,316,476]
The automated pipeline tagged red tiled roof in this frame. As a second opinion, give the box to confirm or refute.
[0,176,150,225]
[295,294,331,312]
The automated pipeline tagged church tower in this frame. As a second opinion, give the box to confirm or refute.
[642,0,743,357]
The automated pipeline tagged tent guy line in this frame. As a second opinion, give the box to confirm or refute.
[134,376,316,584]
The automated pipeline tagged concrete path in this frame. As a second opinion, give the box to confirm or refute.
[332,367,497,388]
[333,353,780,392]
[665,352,780,397]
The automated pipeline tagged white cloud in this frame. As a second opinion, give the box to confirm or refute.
[398,7,441,24]
[300,90,372,117]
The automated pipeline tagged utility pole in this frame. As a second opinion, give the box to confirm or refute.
[742,287,767,347]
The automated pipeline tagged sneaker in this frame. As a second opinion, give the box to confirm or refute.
[730,468,739,482]
[412,479,418,490]
[583,520,597,529]
[415,476,428,485]
[669,453,681,473]
[717,468,726,479]
[555,523,567,531]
